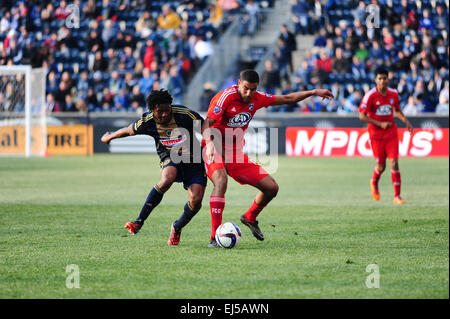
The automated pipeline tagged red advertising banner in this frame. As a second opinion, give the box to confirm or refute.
[286,127,449,157]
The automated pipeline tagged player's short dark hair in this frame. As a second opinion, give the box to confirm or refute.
[146,89,173,111]
[375,67,389,77]
[240,69,259,83]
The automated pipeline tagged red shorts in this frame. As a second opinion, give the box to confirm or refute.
[370,135,399,164]
[203,147,269,186]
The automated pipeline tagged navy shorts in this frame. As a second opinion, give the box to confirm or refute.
[161,159,207,190]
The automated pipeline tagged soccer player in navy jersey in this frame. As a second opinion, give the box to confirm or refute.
[101,89,207,246]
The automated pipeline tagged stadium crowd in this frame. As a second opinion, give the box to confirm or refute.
[0,0,271,113]
[264,0,448,114]
[0,0,448,115]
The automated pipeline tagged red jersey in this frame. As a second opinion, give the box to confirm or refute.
[206,85,277,149]
[358,87,400,139]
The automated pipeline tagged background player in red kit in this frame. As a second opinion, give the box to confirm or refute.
[202,69,334,247]
[359,67,413,204]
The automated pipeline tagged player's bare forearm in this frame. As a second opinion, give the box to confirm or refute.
[394,109,413,133]
[272,89,334,106]
[201,117,216,142]
[101,124,134,144]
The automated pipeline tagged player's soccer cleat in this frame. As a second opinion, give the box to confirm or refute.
[168,222,181,246]
[393,196,405,205]
[240,214,264,241]
[124,221,142,235]
[208,238,220,248]
[370,179,380,201]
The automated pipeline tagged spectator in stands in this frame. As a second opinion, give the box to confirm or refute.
[260,60,281,96]
[274,38,292,82]
[208,1,224,29]
[419,9,434,32]
[313,28,328,49]
[239,0,261,37]
[332,47,349,75]
[279,24,297,72]
[106,48,120,74]
[113,88,128,112]
[166,66,185,104]
[193,36,214,65]
[434,4,449,31]
[402,96,420,115]
[129,85,146,112]
[436,81,449,115]
[200,82,216,112]
[83,0,98,19]
[293,60,311,87]
[85,88,98,111]
[315,49,332,74]
[157,4,181,30]
[92,50,108,72]
[341,89,361,114]
[109,70,124,95]
[135,11,156,38]
[64,94,77,112]
[101,87,114,111]
[310,0,324,31]
[46,93,57,113]
[291,0,310,35]
[138,67,155,96]
[46,71,59,93]
[88,30,105,53]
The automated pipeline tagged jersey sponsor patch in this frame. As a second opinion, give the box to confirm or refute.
[375,104,393,116]
[227,112,252,127]
[160,135,187,147]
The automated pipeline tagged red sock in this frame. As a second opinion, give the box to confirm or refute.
[372,167,381,188]
[244,200,266,223]
[391,170,401,198]
[210,196,225,240]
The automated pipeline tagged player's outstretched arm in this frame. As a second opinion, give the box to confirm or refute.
[101,124,135,144]
[394,109,413,134]
[271,89,334,106]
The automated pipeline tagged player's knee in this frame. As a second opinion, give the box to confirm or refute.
[265,181,279,199]
[212,171,228,192]
[390,160,399,170]
[159,176,176,192]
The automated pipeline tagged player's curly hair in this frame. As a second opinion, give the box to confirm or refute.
[145,89,173,111]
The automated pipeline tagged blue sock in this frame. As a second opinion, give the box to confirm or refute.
[173,202,199,231]
[136,186,164,223]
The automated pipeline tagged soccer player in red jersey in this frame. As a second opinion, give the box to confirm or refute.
[202,69,334,247]
[358,67,413,204]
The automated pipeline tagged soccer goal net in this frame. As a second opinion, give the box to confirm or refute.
[0,66,47,157]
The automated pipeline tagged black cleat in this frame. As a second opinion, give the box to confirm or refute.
[208,238,220,248]
[240,214,264,241]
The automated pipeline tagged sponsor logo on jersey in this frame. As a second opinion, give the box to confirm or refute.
[227,112,252,127]
[213,106,223,115]
[249,103,254,110]
[265,93,273,98]
[375,104,393,116]
[160,135,187,147]
[231,107,236,112]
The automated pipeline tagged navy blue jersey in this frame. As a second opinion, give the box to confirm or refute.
[132,105,204,164]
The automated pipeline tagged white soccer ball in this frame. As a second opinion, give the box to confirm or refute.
[215,222,242,248]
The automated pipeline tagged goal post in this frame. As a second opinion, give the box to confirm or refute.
[0,65,47,157]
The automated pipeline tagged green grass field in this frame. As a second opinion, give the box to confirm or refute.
[0,154,448,299]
